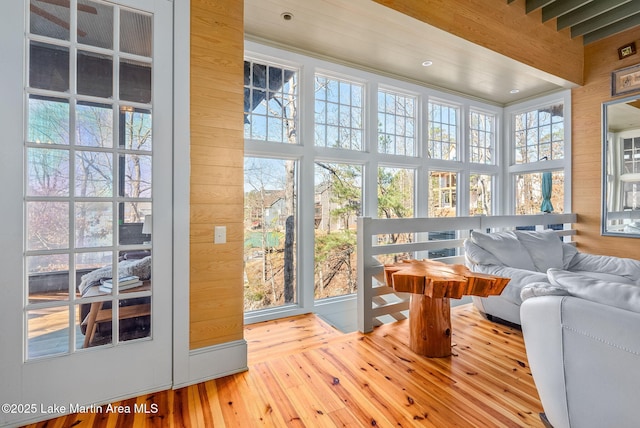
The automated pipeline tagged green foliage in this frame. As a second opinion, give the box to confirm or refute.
[314,230,356,264]
[377,168,413,219]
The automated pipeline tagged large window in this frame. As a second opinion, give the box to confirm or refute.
[470,174,493,215]
[429,171,457,217]
[243,157,297,311]
[377,166,415,263]
[515,171,565,215]
[314,163,362,299]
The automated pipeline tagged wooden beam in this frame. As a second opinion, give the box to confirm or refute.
[582,12,640,44]
[542,0,593,22]
[572,0,640,37]
[526,0,555,14]
[557,0,632,29]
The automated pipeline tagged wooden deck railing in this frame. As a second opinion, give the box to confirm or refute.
[356,213,577,333]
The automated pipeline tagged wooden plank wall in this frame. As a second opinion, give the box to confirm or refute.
[189,0,245,349]
[371,0,584,85]
[572,28,640,258]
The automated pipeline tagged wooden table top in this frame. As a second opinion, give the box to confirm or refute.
[383,259,510,299]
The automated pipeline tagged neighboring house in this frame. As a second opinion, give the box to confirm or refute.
[246,189,288,231]
[314,181,359,232]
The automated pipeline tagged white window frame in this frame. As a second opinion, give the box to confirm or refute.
[504,90,572,215]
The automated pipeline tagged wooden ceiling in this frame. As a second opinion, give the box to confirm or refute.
[509,0,640,44]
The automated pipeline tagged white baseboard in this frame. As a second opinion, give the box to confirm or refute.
[173,339,248,389]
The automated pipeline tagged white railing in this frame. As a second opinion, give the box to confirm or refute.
[356,213,577,333]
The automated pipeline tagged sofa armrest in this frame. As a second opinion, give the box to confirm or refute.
[522,296,640,428]
[521,296,570,428]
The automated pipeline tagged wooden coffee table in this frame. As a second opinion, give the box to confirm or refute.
[384,259,509,357]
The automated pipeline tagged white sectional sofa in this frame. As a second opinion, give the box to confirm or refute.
[464,229,640,427]
[463,229,640,325]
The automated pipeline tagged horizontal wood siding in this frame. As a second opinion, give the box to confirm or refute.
[371,0,584,85]
[190,0,245,349]
[572,28,640,258]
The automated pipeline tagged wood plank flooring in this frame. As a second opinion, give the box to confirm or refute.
[23,304,544,427]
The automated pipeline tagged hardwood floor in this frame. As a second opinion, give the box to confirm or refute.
[23,304,544,427]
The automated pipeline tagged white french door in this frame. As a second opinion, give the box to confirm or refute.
[0,1,173,426]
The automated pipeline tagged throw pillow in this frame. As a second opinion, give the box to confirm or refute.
[470,230,537,271]
[548,268,640,314]
[514,230,564,272]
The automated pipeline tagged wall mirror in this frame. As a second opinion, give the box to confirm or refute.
[602,96,640,237]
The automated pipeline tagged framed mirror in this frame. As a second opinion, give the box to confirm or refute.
[602,95,640,237]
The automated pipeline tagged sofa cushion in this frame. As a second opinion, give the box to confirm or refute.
[572,270,637,285]
[514,230,564,272]
[568,252,640,284]
[470,230,537,271]
[464,239,503,266]
[548,269,640,314]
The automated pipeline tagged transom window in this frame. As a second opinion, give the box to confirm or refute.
[428,101,458,161]
[377,89,416,156]
[514,103,564,163]
[314,75,363,150]
[469,110,495,164]
[243,60,298,144]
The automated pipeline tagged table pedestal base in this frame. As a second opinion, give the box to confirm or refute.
[410,294,451,358]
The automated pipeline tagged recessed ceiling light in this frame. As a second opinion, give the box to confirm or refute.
[422,60,433,67]
[281,12,294,21]
[510,89,520,94]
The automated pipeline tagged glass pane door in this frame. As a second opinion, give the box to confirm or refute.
[26,0,154,358]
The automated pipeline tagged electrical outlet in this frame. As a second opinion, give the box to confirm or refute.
[214,226,226,244]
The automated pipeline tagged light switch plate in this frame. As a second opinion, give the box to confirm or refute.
[214,226,226,244]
